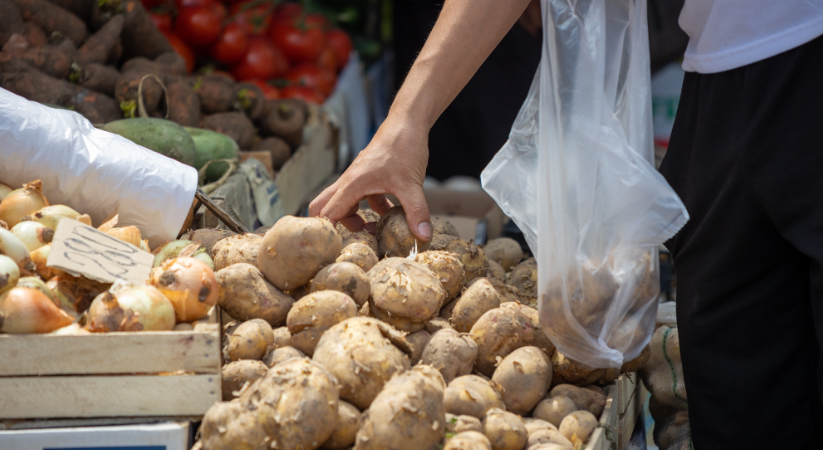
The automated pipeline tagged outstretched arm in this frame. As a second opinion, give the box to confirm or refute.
[309,0,534,240]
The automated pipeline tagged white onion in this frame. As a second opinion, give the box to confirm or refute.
[148,257,218,323]
[0,227,32,270]
[106,226,142,248]
[0,183,12,200]
[11,221,53,251]
[16,276,54,301]
[0,287,74,334]
[86,280,176,332]
[0,180,48,227]
[0,254,20,295]
[22,204,82,230]
[153,240,215,270]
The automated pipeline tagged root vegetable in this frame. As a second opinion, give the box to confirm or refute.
[446,414,484,434]
[0,227,33,271]
[421,328,478,384]
[558,411,598,445]
[426,316,453,334]
[444,375,505,419]
[470,302,555,377]
[312,317,411,409]
[415,250,465,301]
[192,76,235,113]
[323,400,361,449]
[550,352,606,387]
[310,262,369,306]
[225,318,274,361]
[77,15,123,65]
[187,228,235,254]
[212,233,261,270]
[445,431,492,450]
[549,384,606,419]
[526,429,573,450]
[336,222,380,254]
[102,118,198,167]
[198,402,266,450]
[115,0,173,60]
[483,238,523,271]
[77,63,119,96]
[258,216,341,291]
[0,180,47,227]
[234,82,267,121]
[533,396,577,428]
[216,263,294,326]
[0,255,20,295]
[368,257,446,332]
[486,260,507,282]
[0,286,73,334]
[0,45,70,78]
[22,204,82,230]
[621,344,651,373]
[260,99,305,148]
[263,345,304,368]
[431,235,488,281]
[166,80,201,127]
[287,290,358,356]
[337,242,378,272]
[355,365,446,450]
[509,258,537,298]
[523,418,558,435]
[13,0,87,46]
[376,206,430,257]
[0,0,24,45]
[270,325,291,349]
[148,257,218,323]
[221,359,268,400]
[251,137,291,171]
[491,346,552,415]
[451,278,501,332]
[406,329,431,365]
[432,218,459,237]
[201,112,255,150]
[482,409,527,450]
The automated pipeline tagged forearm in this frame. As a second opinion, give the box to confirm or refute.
[390,0,534,130]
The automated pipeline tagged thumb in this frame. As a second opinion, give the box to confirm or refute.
[395,183,432,242]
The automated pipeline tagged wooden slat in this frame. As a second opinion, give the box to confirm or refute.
[0,331,221,376]
[586,376,619,450]
[0,375,220,419]
[618,373,646,449]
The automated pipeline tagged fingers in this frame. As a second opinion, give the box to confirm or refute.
[339,204,367,233]
[309,181,339,218]
[367,194,394,216]
[394,183,432,242]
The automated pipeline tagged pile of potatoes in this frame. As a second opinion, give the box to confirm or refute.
[190,206,650,450]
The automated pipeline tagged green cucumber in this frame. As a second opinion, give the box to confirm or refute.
[101,118,197,167]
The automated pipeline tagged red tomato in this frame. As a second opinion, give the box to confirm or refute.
[175,0,227,18]
[175,7,222,47]
[230,1,273,36]
[269,22,325,64]
[230,37,288,81]
[163,32,195,72]
[281,85,324,104]
[286,63,336,96]
[326,29,352,70]
[149,12,173,32]
[317,47,337,72]
[304,13,330,31]
[273,2,303,24]
[246,79,281,100]
[211,22,249,64]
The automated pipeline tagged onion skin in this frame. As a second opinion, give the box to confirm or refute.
[11,221,53,251]
[148,257,218,323]
[0,183,12,200]
[0,255,20,296]
[0,227,33,271]
[16,277,54,301]
[106,226,142,248]
[46,275,110,318]
[0,180,48,227]
[153,240,214,270]
[0,287,73,334]
[21,204,82,230]
[86,283,176,332]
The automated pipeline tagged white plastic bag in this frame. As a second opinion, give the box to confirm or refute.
[481,0,689,367]
[0,88,197,247]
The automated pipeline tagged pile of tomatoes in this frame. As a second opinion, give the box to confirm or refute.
[146,0,353,104]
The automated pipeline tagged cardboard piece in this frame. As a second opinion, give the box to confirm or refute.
[240,151,274,177]
[47,219,153,284]
[0,421,190,450]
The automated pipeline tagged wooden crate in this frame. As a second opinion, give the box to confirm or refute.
[586,373,646,450]
[0,323,221,420]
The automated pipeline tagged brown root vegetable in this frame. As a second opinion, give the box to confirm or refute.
[406,329,431,365]
[77,63,119,96]
[166,80,200,127]
[432,217,460,237]
[354,365,446,450]
[337,242,379,272]
[323,400,361,449]
[376,206,430,257]
[251,137,290,171]
[0,45,70,78]
[425,316,453,334]
[486,260,507,282]
[482,409,527,450]
[77,14,123,65]
[445,431,492,450]
[192,76,235,113]
[549,384,606,419]
[258,216,341,291]
[558,411,598,446]
[533,396,577,428]
[21,22,48,47]
[421,328,478,384]
[446,414,484,434]
[415,250,465,301]
[523,418,558,435]
[225,318,274,361]
[550,351,606,387]
[621,344,651,373]
[262,345,304,368]
[234,82,266,120]
[451,278,501,332]
[13,0,87,46]
[116,0,173,60]
[470,302,555,377]
[491,346,552,415]
[212,233,261,270]
[0,71,119,123]
[0,0,24,45]
[287,290,358,356]
[215,263,294,326]
[368,257,446,332]
[440,298,457,319]
[443,375,505,419]
[187,228,236,254]
[526,429,573,450]
[336,222,379,255]
[260,98,305,148]
[198,402,266,450]
[201,111,255,149]
[312,317,411,409]
[483,238,523,271]
[269,325,291,349]
[432,235,488,281]
[115,70,163,117]
[509,258,537,298]
[310,262,370,306]
[220,359,268,400]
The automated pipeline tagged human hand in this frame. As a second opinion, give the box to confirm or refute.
[308,115,433,241]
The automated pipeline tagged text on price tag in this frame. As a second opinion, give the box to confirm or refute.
[47,219,153,284]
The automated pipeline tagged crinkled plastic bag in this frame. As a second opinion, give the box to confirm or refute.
[0,88,197,247]
[481,0,689,367]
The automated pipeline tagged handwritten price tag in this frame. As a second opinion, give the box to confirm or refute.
[47,219,153,284]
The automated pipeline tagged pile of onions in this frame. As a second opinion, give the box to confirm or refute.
[0,180,48,227]
[0,254,19,296]
[86,281,175,332]
[0,227,32,271]
[106,226,142,248]
[11,221,53,251]
[47,275,109,318]
[22,204,91,229]
[148,257,218,323]
[153,240,215,270]
[16,276,54,301]
[0,287,73,334]
[0,182,12,200]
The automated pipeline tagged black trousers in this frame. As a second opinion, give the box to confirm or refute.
[659,35,823,448]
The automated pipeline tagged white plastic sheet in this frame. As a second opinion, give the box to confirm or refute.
[0,88,197,247]
[481,0,689,367]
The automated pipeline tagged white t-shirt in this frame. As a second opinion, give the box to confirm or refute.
[679,0,823,73]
